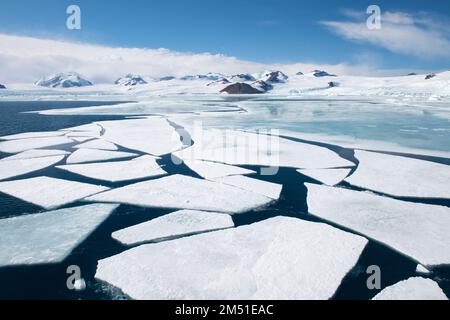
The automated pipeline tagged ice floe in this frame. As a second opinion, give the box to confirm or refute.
[86,174,274,214]
[0,204,118,266]
[0,131,65,140]
[345,150,450,198]
[0,176,109,209]
[297,168,352,186]
[182,159,256,179]
[373,277,448,300]
[71,137,94,143]
[1,149,69,161]
[306,183,450,267]
[174,129,353,170]
[97,118,182,156]
[0,136,74,154]
[96,216,368,300]
[416,264,431,275]
[212,175,282,200]
[0,156,64,181]
[66,149,138,164]
[73,139,118,151]
[57,155,165,182]
[60,123,102,133]
[112,209,234,245]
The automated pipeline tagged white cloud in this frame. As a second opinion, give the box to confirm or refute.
[0,33,433,84]
[322,11,450,59]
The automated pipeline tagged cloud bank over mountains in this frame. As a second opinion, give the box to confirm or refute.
[0,29,440,84]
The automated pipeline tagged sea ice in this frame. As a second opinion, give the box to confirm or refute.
[0,136,73,154]
[73,139,118,151]
[0,176,109,209]
[212,175,282,200]
[60,123,102,133]
[96,216,368,300]
[71,137,94,143]
[0,155,64,181]
[345,150,450,198]
[182,159,256,179]
[372,277,447,300]
[66,149,138,164]
[306,183,450,267]
[112,209,234,245]
[1,149,69,161]
[97,118,182,156]
[0,131,65,140]
[57,155,165,182]
[86,174,274,214]
[297,168,352,186]
[174,129,353,170]
[0,204,118,266]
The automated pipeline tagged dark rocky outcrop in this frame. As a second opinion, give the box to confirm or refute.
[407,73,417,76]
[0,84,6,89]
[328,81,339,88]
[220,83,263,94]
[296,72,304,76]
[425,73,436,80]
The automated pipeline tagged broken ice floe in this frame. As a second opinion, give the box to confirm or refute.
[0,176,109,209]
[66,149,138,164]
[0,131,65,140]
[60,123,102,134]
[297,168,352,186]
[71,137,94,143]
[95,216,368,300]
[416,264,431,275]
[0,156,65,181]
[174,129,353,170]
[86,174,274,214]
[212,175,282,200]
[0,204,118,266]
[372,277,447,300]
[345,150,450,198]
[57,155,166,183]
[1,149,69,161]
[0,136,74,154]
[306,183,450,267]
[97,118,182,156]
[73,139,118,151]
[181,159,256,179]
[112,209,234,245]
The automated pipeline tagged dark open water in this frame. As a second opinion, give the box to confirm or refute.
[0,100,448,300]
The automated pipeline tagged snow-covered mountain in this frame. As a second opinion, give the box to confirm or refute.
[259,70,289,83]
[311,70,337,77]
[115,74,148,86]
[220,83,263,94]
[35,73,93,88]
[251,80,273,93]
[180,73,224,81]
[227,74,256,82]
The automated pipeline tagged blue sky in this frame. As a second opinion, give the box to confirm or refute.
[0,0,449,72]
